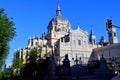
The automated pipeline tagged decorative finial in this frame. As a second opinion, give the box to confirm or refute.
[77,22,80,30]
[57,0,60,10]
[77,25,80,30]
[56,0,61,16]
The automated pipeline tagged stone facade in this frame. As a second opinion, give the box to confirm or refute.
[93,43,120,62]
[56,26,94,65]
[14,37,52,63]
[14,1,120,66]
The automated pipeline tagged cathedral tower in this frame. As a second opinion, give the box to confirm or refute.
[106,19,118,44]
[47,0,71,46]
[89,29,96,45]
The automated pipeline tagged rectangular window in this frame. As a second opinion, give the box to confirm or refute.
[31,41,33,46]
[114,32,116,37]
[54,34,56,37]
[21,51,23,59]
[73,40,76,45]
[16,52,19,58]
[78,40,81,45]
[36,42,38,46]
[40,42,43,47]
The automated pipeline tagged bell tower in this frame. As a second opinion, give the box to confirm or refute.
[106,19,118,44]
[89,29,96,45]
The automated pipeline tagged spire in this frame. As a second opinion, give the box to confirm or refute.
[90,29,93,35]
[56,0,61,16]
[57,0,61,10]
[90,26,94,35]
[89,26,96,45]
[35,33,39,39]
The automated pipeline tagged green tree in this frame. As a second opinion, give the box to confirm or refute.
[12,58,24,76]
[0,68,13,80]
[29,47,39,63]
[0,8,16,70]
[20,47,39,79]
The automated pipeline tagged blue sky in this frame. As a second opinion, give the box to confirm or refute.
[0,0,120,64]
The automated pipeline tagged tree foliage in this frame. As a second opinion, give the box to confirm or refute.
[0,68,13,80]
[0,8,16,70]
[29,47,39,63]
[19,47,49,80]
[12,58,24,76]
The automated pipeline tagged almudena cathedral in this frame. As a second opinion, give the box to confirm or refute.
[14,1,120,66]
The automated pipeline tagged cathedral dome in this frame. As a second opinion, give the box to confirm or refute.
[47,1,71,33]
[51,0,70,25]
[51,14,69,25]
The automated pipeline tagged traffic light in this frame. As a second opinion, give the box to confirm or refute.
[106,19,112,30]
